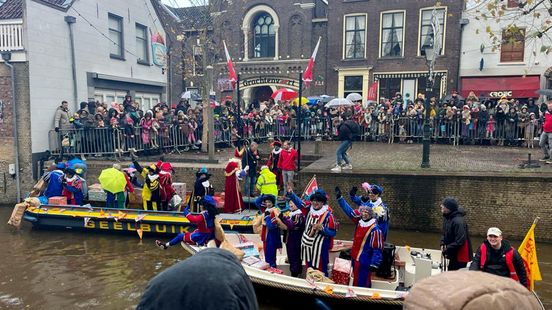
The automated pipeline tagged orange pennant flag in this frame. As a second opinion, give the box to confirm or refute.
[323,285,333,295]
[137,228,143,239]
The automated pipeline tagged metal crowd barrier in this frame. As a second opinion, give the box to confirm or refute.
[48,117,544,157]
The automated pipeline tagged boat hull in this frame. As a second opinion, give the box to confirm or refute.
[23,204,255,237]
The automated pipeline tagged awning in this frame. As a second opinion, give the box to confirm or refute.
[461,76,540,98]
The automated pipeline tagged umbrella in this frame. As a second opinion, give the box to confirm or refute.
[324,98,354,108]
[271,88,298,101]
[181,91,202,101]
[98,168,127,193]
[320,95,334,103]
[346,93,363,102]
[536,89,552,97]
[291,97,309,106]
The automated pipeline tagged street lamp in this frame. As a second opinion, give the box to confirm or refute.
[421,46,435,168]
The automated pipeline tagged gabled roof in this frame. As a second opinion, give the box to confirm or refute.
[0,0,23,19]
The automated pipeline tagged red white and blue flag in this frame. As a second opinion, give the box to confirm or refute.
[302,37,321,88]
[302,175,318,199]
[223,40,238,89]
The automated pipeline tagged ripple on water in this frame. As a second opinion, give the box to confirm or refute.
[0,293,23,308]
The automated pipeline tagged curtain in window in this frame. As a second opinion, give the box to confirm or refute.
[345,16,365,59]
[382,12,403,57]
[419,9,445,55]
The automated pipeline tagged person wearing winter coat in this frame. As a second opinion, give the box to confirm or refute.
[54,101,72,131]
[469,227,528,288]
[331,117,359,172]
[440,197,473,271]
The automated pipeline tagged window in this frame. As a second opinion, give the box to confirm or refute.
[419,8,445,56]
[381,12,404,57]
[136,23,149,64]
[344,15,366,59]
[252,13,275,58]
[500,28,525,62]
[108,13,124,59]
[378,78,401,100]
[344,76,363,97]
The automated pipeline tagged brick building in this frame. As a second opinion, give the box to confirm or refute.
[160,0,463,106]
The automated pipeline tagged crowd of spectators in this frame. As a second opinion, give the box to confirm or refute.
[52,91,548,155]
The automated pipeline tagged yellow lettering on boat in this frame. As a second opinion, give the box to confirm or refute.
[99,221,109,229]
[171,225,175,233]
[113,222,123,230]
[155,225,166,233]
[141,224,151,232]
[179,226,187,233]
[127,223,136,231]
[85,220,95,228]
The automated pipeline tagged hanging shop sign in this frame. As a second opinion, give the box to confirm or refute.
[151,32,167,67]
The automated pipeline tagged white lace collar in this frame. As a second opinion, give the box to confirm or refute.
[272,148,282,155]
[290,209,303,217]
[371,198,382,207]
[310,205,328,216]
[359,218,376,228]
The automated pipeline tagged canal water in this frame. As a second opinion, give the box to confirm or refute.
[0,206,550,309]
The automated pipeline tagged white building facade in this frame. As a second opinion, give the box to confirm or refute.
[459,0,552,101]
[24,0,168,154]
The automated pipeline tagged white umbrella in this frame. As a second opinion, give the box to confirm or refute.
[324,98,354,108]
[346,93,363,102]
[181,91,201,101]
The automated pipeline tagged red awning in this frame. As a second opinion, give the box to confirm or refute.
[461,76,540,99]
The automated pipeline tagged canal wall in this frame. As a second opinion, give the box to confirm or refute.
[47,158,552,243]
[297,171,552,243]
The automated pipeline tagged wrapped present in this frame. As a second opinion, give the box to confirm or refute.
[7,202,28,229]
[250,261,270,270]
[242,256,261,266]
[172,183,186,200]
[48,196,67,205]
[88,189,107,202]
[331,257,351,285]
[235,242,259,258]
[129,188,142,204]
[267,267,284,274]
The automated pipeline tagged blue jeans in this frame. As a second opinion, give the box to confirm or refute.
[336,140,352,165]
[244,175,257,197]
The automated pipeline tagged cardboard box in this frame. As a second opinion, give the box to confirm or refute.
[88,190,107,202]
[48,196,67,205]
[129,188,142,204]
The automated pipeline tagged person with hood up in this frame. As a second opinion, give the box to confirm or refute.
[287,185,337,276]
[335,186,384,288]
[137,248,258,310]
[469,227,528,288]
[155,195,218,249]
[440,197,473,271]
[255,165,278,197]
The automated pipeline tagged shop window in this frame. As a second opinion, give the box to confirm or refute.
[500,28,525,62]
[252,13,275,58]
[381,12,404,57]
[344,15,366,59]
[344,76,363,97]
[378,78,401,100]
[108,13,124,59]
[419,8,445,56]
[416,75,443,99]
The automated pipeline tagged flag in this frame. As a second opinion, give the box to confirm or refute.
[302,37,321,88]
[367,81,378,103]
[223,40,238,89]
[518,222,542,290]
[302,175,318,199]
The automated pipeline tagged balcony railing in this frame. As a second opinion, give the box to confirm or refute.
[0,20,24,51]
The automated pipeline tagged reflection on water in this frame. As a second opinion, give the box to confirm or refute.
[0,206,550,309]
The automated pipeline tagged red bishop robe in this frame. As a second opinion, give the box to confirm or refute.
[223,160,244,213]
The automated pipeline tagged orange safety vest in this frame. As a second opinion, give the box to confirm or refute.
[479,243,519,282]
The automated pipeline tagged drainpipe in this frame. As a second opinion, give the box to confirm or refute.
[1,51,21,203]
[65,15,78,110]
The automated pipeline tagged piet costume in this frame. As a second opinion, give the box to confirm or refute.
[223,158,246,213]
[351,183,389,241]
[288,189,336,276]
[190,167,213,212]
[266,139,282,187]
[337,197,383,287]
[256,194,284,268]
[281,200,306,277]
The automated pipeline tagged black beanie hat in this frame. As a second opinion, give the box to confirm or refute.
[442,197,458,212]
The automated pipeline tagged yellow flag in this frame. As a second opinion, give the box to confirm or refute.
[137,228,143,239]
[518,223,542,290]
